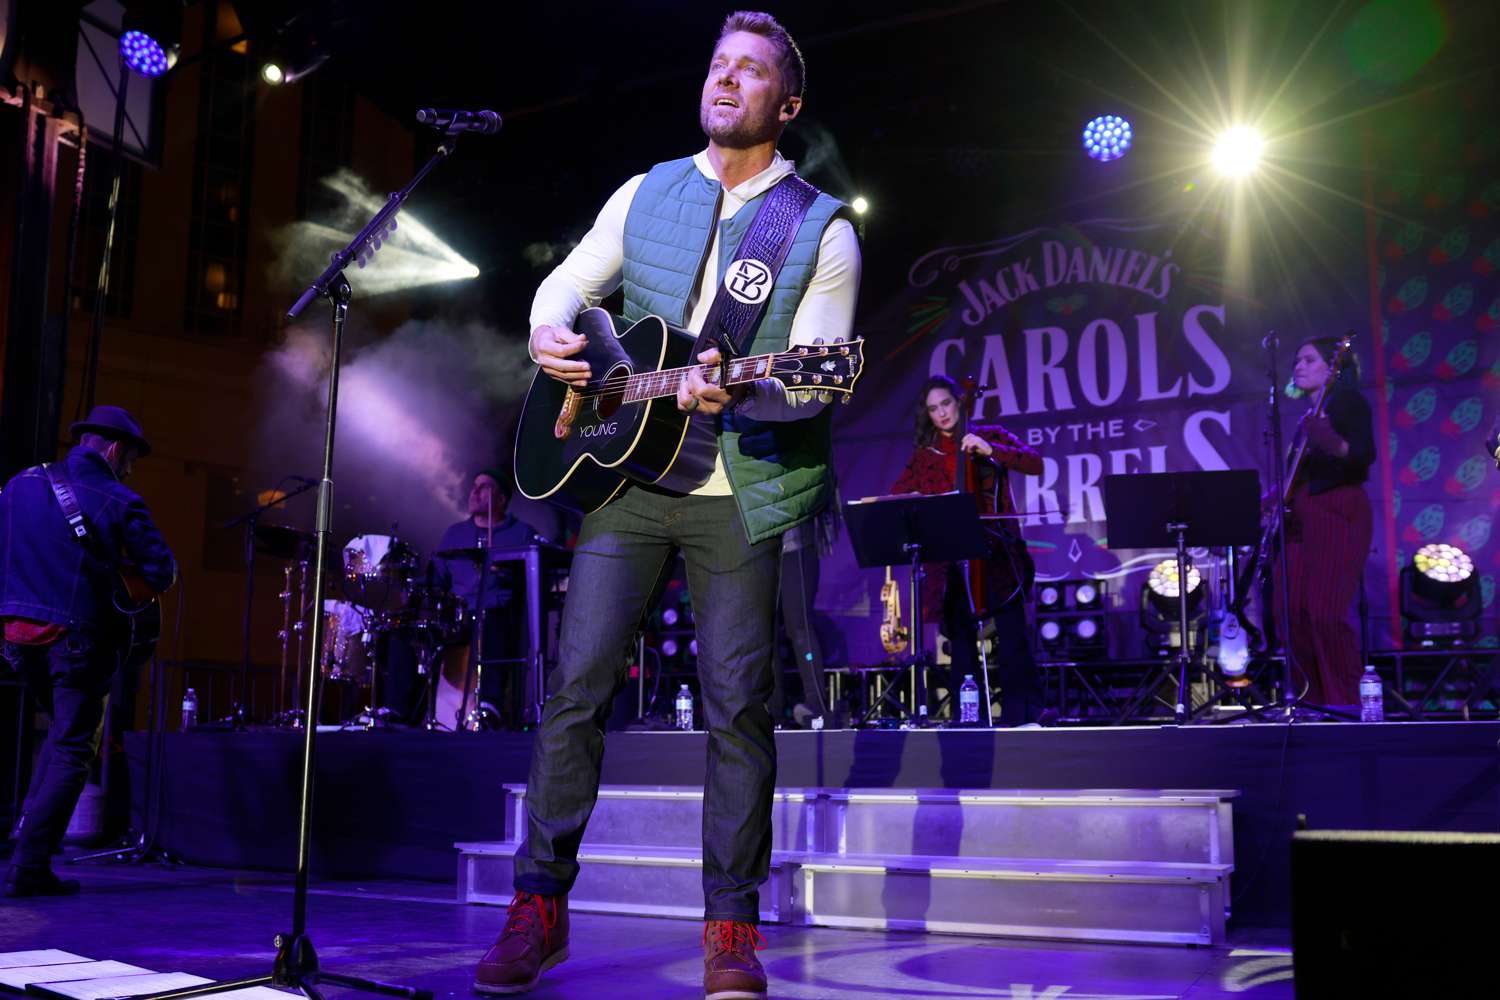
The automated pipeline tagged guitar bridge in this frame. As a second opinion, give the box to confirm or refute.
[554,388,581,440]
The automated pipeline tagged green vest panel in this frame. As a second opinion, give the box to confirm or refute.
[621,156,853,544]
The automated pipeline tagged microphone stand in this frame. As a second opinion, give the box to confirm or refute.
[128,126,468,1000]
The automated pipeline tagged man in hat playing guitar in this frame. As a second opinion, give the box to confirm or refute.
[0,404,176,897]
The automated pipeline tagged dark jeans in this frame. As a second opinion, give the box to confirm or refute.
[943,566,1042,727]
[3,631,115,872]
[513,486,781,922]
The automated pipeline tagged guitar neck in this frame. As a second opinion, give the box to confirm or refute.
[620,353,778,403]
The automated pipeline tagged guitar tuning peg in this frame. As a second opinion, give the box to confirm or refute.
[812,337,826,346]
[817,390,833,404]
[839,394,852,405]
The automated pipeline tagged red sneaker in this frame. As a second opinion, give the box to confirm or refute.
[703,919,768,1000]
[474,892,569,995]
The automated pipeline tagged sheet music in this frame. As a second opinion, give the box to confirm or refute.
[0,961,149,989]
[0,953,90,971]
[30,972,208,1000]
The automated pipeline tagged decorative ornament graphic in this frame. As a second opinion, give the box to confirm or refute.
[1474,237,1500,275]
[1477,294,1499,333]
[1384,221,1424,261]
[1431,282,1474,322]
[1390,330,1432,372]
[1439,396,1484,437]
[1482,575,1496,609]
[1398,445,1441,484]
[1434,340,1477,380]
[1483,358,1500,391]
[1401,503,1445,543]
[1428,225,1471,265]
[1394,386,1438,428]
[1445,455,1490,496]
[1387,274,1428,314]
[1457,514,1493,553]
[1467,178,1500,219]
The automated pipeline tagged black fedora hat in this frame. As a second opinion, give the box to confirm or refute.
[70,405,151,456]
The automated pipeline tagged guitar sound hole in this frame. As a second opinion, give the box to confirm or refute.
[594,361,630,420]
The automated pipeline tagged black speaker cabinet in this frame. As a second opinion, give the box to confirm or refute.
[1292,829,1500,997]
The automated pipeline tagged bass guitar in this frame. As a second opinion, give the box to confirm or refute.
[515,307,865,512]
[1233,331,1355,624]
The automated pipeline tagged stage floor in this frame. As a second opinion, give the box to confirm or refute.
[1,860,1294,999]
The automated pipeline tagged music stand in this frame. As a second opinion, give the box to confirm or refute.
[1103,471,1260,724]
[845,492,988,725]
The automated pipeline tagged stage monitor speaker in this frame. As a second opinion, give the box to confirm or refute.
[1292,829,1500,996]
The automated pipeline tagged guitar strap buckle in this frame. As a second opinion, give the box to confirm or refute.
[41,463,90,541]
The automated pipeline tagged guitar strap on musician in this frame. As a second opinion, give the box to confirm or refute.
[691,174,823,371]
[41,463,91,541]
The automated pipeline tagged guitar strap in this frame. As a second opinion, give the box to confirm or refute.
[41,463,91,541]
[690,173,823,364]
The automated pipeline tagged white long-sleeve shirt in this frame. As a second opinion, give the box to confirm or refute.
[529,149,861,496]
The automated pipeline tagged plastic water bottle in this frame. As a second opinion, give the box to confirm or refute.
[1359,665,1384,723]
[181,688,199,730]
[675,684,694,731]
[959,675,980,725]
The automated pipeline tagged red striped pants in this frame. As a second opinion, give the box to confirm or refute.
[1277,484,1374,707]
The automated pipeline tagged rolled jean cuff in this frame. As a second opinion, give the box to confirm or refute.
[704,907,759,924]
[514,872,571,897]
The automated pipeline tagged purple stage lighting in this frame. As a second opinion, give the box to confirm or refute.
[120,30,169,77]
[1082,114,1132,162]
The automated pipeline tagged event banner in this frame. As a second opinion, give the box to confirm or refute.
[824,202,1498,666]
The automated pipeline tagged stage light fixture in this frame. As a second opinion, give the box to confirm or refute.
[1039,619,1063,644]
[661,638,679,658]
[1146,558,1201,600]
[1082,114,1132,162]
[1211,126,1262,177]
[1036,577,1108,659]
[1070,580,1101,609]
[261,61,285,85]
[1402,543,1482,645]
[851,196,869,215]
[1413,543,1473,585]
[1074,617,1099,641]
[119,30,168,76]
[120,1,182,77]
[1037,584,1061,609]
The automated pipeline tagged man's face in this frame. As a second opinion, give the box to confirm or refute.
[700,31,796,149]
[468,475,506,518]
[108,442,138,481]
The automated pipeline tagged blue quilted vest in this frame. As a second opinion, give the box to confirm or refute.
[621,156,852,544]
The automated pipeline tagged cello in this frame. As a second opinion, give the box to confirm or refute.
[954,376,1033,618]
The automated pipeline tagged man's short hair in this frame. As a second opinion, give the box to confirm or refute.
[78,432,125,455]
[718,10,805,100]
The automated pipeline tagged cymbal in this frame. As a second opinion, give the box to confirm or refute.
[255,523,313,559]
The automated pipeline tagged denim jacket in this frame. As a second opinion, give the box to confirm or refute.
[0,447,177,629]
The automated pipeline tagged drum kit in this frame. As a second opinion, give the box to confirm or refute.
[265,528,491,730]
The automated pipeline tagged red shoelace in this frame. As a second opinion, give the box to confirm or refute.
[704,920,767,959]
[504,892,558,947]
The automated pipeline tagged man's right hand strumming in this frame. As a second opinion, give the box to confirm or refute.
[530,325,592,385]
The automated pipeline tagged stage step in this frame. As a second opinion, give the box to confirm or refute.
[459,784,1238,945]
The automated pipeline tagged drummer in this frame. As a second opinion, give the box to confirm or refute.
[430,469,544,725]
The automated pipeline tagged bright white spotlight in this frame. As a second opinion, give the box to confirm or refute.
[284,169,481,296]
[1211,126,1263,177]
[261,62,285,85]
[851,195,869,215]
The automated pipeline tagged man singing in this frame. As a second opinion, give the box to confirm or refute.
[475,11,860,998]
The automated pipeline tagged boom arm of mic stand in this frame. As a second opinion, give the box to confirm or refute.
[286,134,461,320]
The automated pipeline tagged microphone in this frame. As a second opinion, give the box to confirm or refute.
[1261,331,1279,350]
[415,108,502,134]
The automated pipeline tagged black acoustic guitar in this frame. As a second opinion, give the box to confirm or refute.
[110,569,161,672]
[514,307,865,513]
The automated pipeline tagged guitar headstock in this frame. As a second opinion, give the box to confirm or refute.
[769,339,865,400]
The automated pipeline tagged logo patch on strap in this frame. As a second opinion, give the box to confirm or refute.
[724,258,773,305]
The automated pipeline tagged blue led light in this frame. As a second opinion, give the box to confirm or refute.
[1082,114,1132,162]
[120,30,169,77]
